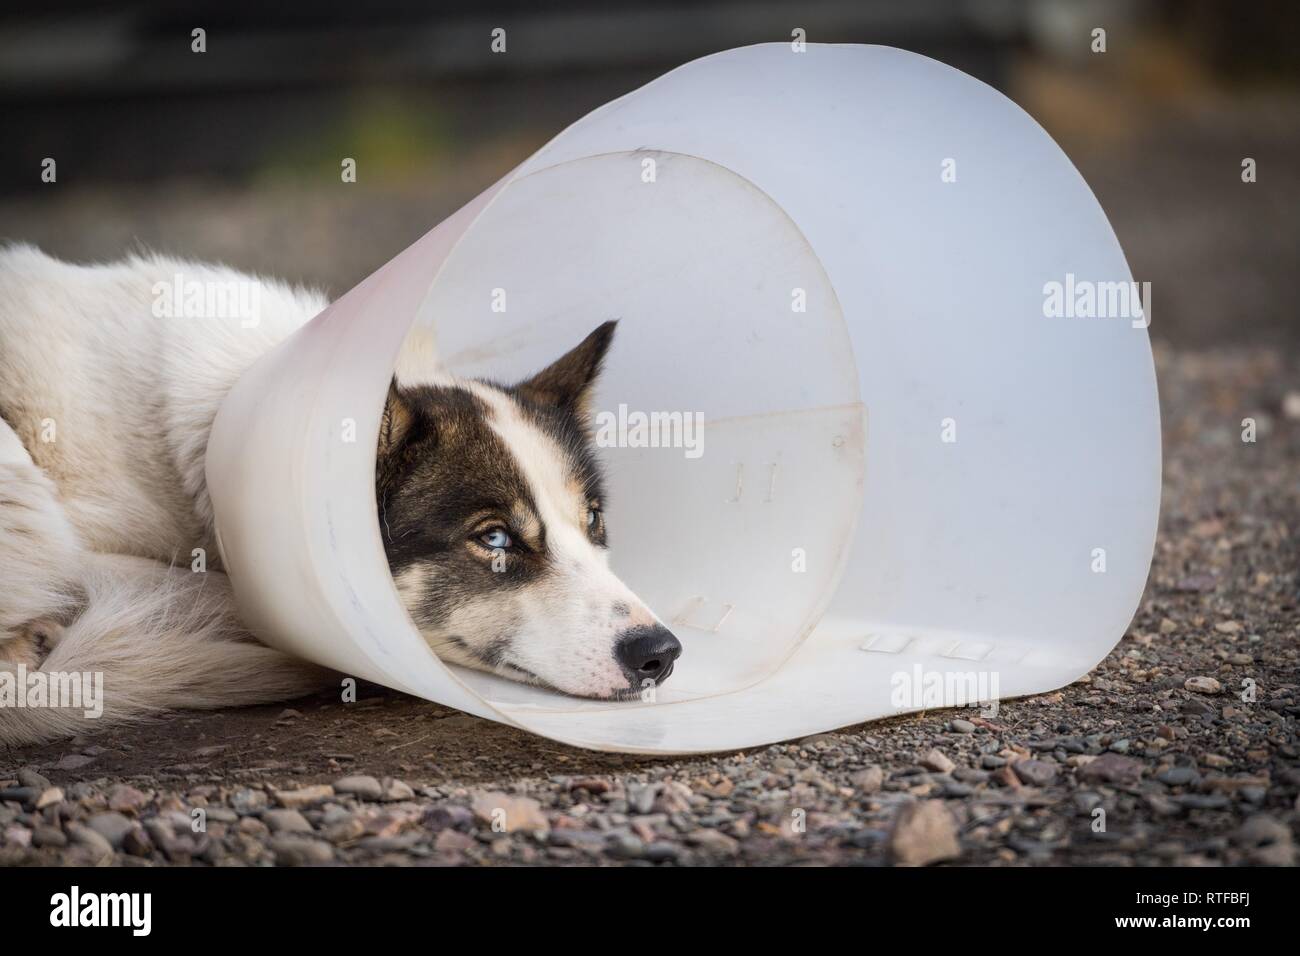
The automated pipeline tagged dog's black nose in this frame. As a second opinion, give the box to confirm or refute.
[615,625,682,687]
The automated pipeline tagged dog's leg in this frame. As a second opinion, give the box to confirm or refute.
[0,550,334,747]
[0,418,85,668]
[1,419,332,746]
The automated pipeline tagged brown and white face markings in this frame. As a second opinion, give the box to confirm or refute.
[376,321,681,700]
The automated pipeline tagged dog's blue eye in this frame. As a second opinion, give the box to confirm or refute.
[480,528,512,550]
[587,508,599,528]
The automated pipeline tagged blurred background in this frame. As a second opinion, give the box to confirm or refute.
[1,0,1297,353]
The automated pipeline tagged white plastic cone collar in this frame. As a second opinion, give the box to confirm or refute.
[206,44,1160,754]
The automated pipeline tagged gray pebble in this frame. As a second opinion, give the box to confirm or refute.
[334,775,384,801]
[66,822,114,860]
[1156,767,1200,787]
[1013,760,1058,788]
[607,833,645,859]
[32,825,68,848]
[263,809,314,833]
[627,783,658,815]
[270,835,335,866]
[644,841,681,862]
[423,804,474,832]
[86,812,135,849]
[230,789,269,814]
[17,768,51,790]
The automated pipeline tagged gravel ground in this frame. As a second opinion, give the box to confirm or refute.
[1,344,1296,867]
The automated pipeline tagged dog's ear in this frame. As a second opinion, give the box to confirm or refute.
[379,379,419,455]
[515,320,616,419]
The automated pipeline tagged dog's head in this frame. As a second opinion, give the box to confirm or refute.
[376,321,681,699]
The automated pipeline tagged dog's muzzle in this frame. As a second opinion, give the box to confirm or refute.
[615,624,682,689]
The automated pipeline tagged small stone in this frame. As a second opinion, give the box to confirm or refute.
[334,775,384,801]
[237,816,268,836]
[107,784,150,814]
[1284,390,1300,420]
[1176,794,1230,811]
[652,781,694,813]
[606,833,645,859]
[358,834,421,853]
[434,829,475,853]
[705,777,735,798]
[644,841,681,862]
[381,779,415,802]
[17,768,51,790]
[32,825,68,848]
[35,787,64,810]
[1144,794,1180,816]
[686,829,740,855]
[850,766,884,794]
[1184,676,1222,695]
[122,826,153,856]
[627,784,658,815]
[54,753,95,771]
[992,766,1021,788]
[568,776,612,794]
[980,755,1007,769]
[1202,753,1232,769]
[949,719,976,734]
[274,784,334,809]
[889,800,961,866]
[1012,760,1057,788]
[1077,753,1144,787]
[919,749,955,774]
[230,788,269,814]
[799,733,839,747]
[263,809,314,833]
[423,804,474,832]
[1176,574,1217,593]
[323,816,366,844]
[1157,766,1200,787]
[142,819,186,860]
[66,822,114,862]
[86,812,135,849]
[269,835,335,866]
[549,829,607,850]
[470,791,549,833]
[1232,815,1294,865]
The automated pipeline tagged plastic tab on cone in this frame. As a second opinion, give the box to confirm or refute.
[205,44,1160,754]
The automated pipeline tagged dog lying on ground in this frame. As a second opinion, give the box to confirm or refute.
[0,244,681,745]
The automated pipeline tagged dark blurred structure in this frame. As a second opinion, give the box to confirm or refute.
[2,0,1297,349]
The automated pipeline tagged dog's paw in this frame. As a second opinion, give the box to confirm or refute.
[0,617,64,669]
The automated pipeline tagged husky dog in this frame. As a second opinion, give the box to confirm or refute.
[0,245,680,745]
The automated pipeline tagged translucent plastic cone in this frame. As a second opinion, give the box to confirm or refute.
[206,44,1160,754]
